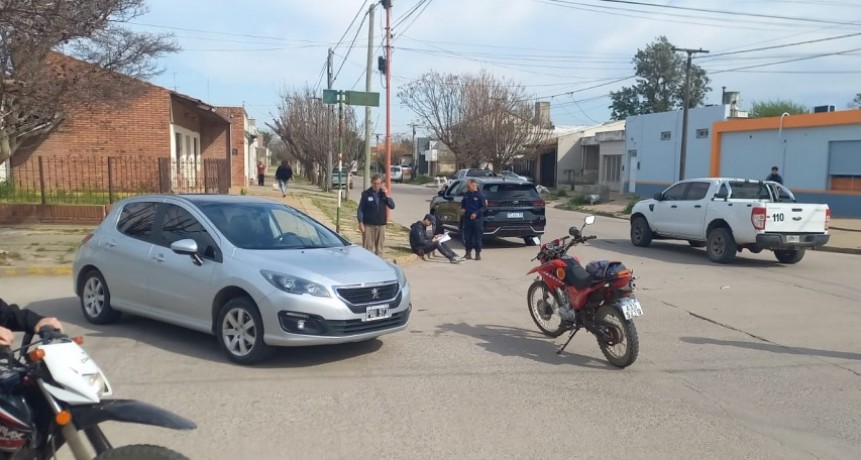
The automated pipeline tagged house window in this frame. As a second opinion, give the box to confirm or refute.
[602,155,622,183]
[661,131,671,141]
[831,176,861,192]
[696,128,709,139]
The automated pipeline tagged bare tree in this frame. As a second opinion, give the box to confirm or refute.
[0,0,179,163]
[268,86,360,186]
[398,70,549,170]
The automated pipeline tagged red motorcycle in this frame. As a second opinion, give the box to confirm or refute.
[526,216,642,368]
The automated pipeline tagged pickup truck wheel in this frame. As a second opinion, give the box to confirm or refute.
[774,248,805,264]
[688,240,706,248]
[706,227,737,263]
[630,216,653,247]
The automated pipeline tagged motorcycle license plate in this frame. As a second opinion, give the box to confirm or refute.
[364,305,390,322]
[619,298,643,320]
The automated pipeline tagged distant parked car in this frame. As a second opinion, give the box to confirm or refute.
[454,168,496,181]
[429,177,546,245]
[500,170,532,183]
[331,167,352,189]
[73,195,411,364]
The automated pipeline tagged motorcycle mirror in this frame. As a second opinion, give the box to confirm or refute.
[584,215,596,225]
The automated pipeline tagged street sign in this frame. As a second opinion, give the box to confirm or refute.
[322,89,340,104]
[345,90,380,107]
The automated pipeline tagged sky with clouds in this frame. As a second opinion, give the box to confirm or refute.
[127,0,861,138]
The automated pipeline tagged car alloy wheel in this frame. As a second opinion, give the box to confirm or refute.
[83,276,105,318]
[217,297,272,365]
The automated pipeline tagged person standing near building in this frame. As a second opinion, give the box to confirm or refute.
[256,161,266,186]
[461,178,486,260]
[275,160,292,197]
[357,174,395,257]
[766,166,783,184]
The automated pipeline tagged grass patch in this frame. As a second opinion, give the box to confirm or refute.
[0,250,22,266]
[408,175,434,185]
[562,193,588,211]
[622,195,641,215]
[310,195,413,260]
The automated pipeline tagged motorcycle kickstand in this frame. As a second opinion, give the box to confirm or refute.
[556,326,580,355]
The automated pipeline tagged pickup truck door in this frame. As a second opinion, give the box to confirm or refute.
[675,181,712,238]
[652,182,689,236]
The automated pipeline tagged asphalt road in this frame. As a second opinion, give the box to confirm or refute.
[2,182,860,459]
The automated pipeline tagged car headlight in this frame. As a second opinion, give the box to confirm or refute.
[389,263,408,288]
[261,270,331,297]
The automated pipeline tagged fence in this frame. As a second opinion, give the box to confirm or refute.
[0,156,230,205]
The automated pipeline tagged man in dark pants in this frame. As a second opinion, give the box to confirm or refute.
[410,214,461,263]
[460,178,486,260]
[0,298,63,346]
[357,174,395,257]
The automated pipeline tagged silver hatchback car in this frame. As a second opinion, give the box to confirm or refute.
[72,195,411,364]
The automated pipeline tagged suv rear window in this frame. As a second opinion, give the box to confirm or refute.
[482,183,540,201]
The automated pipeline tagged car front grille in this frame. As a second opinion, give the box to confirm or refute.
[336,283,399,306]
[325,310,410,336]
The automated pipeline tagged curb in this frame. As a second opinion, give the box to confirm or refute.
[830,226,861,233]
[1,266,72,277]
[813,246,861,255]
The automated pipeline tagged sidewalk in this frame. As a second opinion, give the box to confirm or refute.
[552,198,861,255]
[1,177,417,277]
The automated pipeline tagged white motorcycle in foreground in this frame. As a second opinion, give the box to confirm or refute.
[0,327,195,459]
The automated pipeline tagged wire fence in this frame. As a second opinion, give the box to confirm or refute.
[0,156,230,205]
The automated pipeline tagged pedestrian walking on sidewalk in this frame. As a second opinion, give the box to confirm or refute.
[358,174,395,257]
[461,178,486,260]
[275,160,293,197]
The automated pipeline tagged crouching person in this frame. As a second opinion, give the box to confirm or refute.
[409,214,461,264]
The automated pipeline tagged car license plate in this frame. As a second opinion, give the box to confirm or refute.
[508,212,524,219]
[619,298,644,320]
[364,305,390,322]
[786,235,800,243]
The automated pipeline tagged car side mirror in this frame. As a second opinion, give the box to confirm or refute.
[713,192,728,200]
[584,215,596,225]
[653,192,663,201]
[171,238,203,266]
[437,190,445,197]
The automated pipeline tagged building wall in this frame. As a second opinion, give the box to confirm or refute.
[626,105,728,190]
[556,132,586,186]
[217,107,247,187]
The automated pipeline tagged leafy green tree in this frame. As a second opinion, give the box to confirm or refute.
[748,99,808,118]
[609,36,711,120]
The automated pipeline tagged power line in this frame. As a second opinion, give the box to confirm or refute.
[333,0,372,53]
[333,12,369,83]
[699,31,861,59]
[708,46,861,74]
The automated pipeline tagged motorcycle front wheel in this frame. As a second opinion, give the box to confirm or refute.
[94,444,189,460]
[595,304,639,368]
[527,280,567,338]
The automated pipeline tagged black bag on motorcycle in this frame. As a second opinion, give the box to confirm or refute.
[561,256,592,290]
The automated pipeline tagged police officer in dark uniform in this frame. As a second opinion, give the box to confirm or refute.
[0,298,63,346]
[460,178,487,260]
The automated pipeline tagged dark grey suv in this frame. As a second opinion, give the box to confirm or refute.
[429,177,546,245]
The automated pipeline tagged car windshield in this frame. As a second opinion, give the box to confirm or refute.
[482,183,540,200]
[727,181,773,200]
[196,202,348,250]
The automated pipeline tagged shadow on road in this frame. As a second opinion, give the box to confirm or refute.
[681,336,861,361]
[593,238,784,267]
[25,297,384,368]
[436,322,614,369]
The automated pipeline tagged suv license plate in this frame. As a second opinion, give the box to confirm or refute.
[364,305,390,322]
[785,235,800,243]
[619,298,644,320]
[508,212,524,219]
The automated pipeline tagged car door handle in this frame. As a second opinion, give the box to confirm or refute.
[105,240,117,248]
[694,205,702,208]
[152,254,165,263]
[671,205,678,208]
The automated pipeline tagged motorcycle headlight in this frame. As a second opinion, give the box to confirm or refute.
[82,372,109,397]
[261,270,331,297]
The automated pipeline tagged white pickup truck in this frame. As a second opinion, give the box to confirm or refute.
[629,178,831,264]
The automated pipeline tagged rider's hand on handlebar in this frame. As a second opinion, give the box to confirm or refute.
[34,317,63,334]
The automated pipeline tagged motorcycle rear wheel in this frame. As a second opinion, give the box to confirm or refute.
[595,304,639,368]
[527,280,567,338]
[94,444,189,460]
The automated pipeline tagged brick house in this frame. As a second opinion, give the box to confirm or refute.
[6,54,241,195]
[217,107,261,187]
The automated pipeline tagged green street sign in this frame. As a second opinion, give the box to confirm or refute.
[345,90,379,107]
[322,89,340,104]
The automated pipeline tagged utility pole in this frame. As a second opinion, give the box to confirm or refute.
[672,46,708,181]
[383,0,393,215]
[409,123,417,175]
[363,4,375,191]
[326,48,334,192]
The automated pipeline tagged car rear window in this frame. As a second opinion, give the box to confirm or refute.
[728,181,772,200]
[482,183,540,201]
